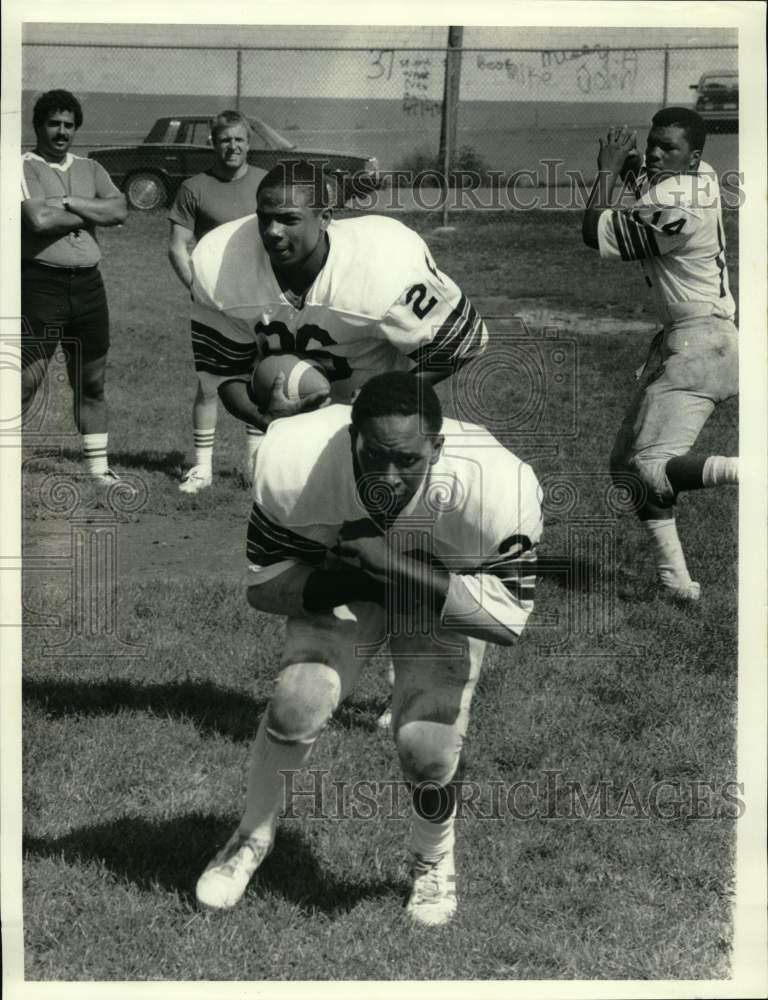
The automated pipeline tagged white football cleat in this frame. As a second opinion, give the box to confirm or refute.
[196,830,273,910]
[405,851,457,926]
[179,465,213,494]
[91,468,121,485]
[664,580,701,602]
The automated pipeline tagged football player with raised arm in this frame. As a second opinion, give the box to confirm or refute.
[582,107,738,600]
[188,159,489,434]
[195,372,542,926]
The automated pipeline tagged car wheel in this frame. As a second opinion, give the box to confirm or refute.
[125,171,167,211]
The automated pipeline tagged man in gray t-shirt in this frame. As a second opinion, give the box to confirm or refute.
[167,110,266,494]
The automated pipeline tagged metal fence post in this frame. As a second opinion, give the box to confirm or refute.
[235,48,243,110]
[662,44,670,106]
[438,26,463,229]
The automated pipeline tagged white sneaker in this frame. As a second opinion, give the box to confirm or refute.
[196,830,273,910]
[664,581,701,602]
[179,465,212,494]
[91,468,121,485]
[376,708,392,731]
[405,851,457,926]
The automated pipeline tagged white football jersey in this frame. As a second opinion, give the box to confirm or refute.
[246,404,542,637]
[597,161,735,325]
[190,214,488,399]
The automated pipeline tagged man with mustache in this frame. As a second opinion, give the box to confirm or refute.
[21,89,127,482]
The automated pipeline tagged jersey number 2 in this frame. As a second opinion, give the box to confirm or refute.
[406,283,438,319]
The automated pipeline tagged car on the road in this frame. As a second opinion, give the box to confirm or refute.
[689,70,738,128]
[88,114,382,211]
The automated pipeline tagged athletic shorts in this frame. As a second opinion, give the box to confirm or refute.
[190,298,259,396]
[21,260,110,365]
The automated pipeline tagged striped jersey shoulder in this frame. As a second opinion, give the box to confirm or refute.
[246,501,328,569]
[322,215,437,319]
[480,540,538,605]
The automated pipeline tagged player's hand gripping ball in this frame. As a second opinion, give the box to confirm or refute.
[248,353,331,410]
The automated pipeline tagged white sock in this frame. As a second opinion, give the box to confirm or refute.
[385,657,395,690]
[409,803,456,862]
[702,456,738,487]
[245,426,264,460]
[193,428,215,471]
[82,433,108,475]
[238,714,316,844]
[642,518,693,590]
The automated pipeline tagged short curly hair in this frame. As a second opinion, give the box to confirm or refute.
[651,106,706,153]
[351,372,443,434]
[257,159,331,210]
[32,90,83,130]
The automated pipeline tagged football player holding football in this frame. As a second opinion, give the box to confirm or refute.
[188,159,489,435]
[195,372,542,926]
[582,107,738,600]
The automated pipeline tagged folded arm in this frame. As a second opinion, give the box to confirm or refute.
[22,198,85,236]
[335,522,537,646]
[57,193,127,226]
[245,503,383,618]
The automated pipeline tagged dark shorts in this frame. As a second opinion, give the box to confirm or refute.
[21,260,110,366]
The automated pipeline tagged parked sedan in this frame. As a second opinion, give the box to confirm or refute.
[689,71,738,128]
[88,114,382,210]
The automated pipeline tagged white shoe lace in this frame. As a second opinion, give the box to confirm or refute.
[182,466,210,482]
[409,854,455,905]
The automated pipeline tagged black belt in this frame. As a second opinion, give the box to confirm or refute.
[22,259,99,274]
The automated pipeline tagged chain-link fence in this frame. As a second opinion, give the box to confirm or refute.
[21,40,738,190]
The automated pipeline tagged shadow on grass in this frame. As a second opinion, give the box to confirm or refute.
[22,677,267,743]
[537,554,612,594]
[96,448,186,474]
[23,677,388,740]
[24,815,398,915]
[43,445,187,475]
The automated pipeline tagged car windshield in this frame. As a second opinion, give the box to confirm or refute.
[701,75,737,90]
[248,116,297,151]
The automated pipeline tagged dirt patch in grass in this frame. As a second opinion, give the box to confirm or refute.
[24,511,246,581]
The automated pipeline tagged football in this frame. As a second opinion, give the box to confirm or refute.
[248,353,331,409]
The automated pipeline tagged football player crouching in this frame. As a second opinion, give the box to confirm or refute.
[195,372,543,927]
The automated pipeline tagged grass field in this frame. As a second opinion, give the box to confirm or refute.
[19,204,739,981]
